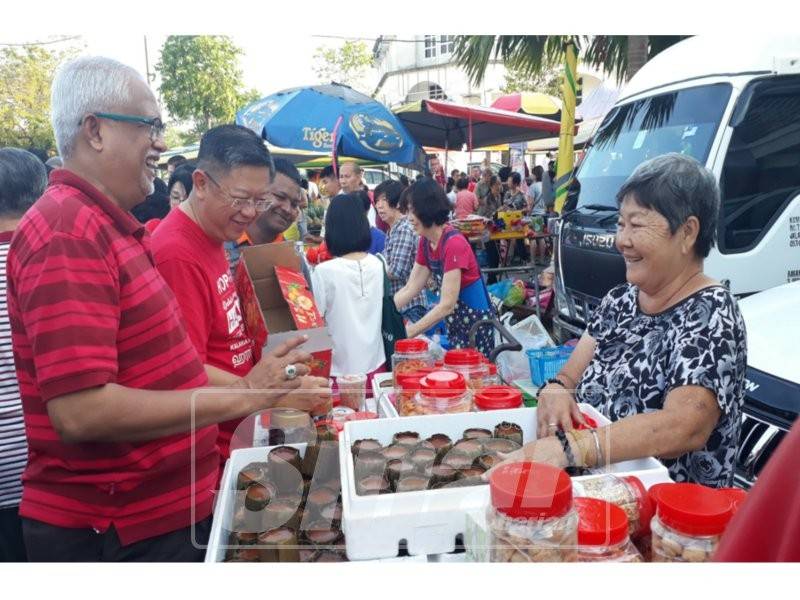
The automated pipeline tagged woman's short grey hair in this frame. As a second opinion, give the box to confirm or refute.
[51,56,146,159]
[0,148,48,216]
[616,153,719,258]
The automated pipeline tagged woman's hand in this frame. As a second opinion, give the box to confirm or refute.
[483,437,569,479]
[535,383,585,439]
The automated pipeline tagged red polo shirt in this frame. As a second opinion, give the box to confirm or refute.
[6,169,218,546]
[151,208,256,460]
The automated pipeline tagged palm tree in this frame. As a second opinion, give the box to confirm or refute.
[453,35,689,86]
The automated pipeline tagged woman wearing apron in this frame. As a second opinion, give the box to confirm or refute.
[394,179,495,357]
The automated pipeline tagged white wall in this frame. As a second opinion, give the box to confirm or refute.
[374,36,607,110]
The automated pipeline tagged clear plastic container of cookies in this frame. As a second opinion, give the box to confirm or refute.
[487,462,578,562]
[571,473,654,538]
[391,339,434,386]
[650,483,734,563]
[574,497,643,562]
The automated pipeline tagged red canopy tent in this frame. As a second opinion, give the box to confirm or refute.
[393,98,571,152]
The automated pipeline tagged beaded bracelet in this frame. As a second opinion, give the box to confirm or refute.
[554,429,575,468]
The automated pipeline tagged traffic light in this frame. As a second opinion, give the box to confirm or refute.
[576,76,584,105]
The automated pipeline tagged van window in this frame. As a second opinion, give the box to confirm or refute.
[719,76,800,253]
[573,83,732,209]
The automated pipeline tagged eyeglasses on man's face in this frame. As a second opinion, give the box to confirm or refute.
[84,112,166,142]
[203,170,272,212]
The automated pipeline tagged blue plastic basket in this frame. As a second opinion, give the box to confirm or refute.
[526,345,574,387]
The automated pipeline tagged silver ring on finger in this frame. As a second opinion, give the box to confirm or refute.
[284,364,298,381]
[547,423,558,429]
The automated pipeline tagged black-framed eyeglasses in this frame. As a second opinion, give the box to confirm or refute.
[203,170,271,212]
[86,112,166,142]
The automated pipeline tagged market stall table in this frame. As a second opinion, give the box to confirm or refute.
[466,231,556,321]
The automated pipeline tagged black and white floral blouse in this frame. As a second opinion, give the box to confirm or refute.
[577,283,748,487]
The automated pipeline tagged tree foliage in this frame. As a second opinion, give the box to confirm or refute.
[0,46,69,155]
[454,35,690,86]
[157,36,256,135]
[312,40,373,91]
[501,64,561,96]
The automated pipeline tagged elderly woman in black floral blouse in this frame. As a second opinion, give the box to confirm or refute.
[494,153,747,487]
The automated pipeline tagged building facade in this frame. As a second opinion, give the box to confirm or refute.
[371,35,606,110]
[372,35,510,108]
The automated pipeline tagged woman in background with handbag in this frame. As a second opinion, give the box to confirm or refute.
[311,194,387,391]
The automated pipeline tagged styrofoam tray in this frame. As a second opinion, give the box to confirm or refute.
[206,444,309,563]
[372,372,395,404]
[206,441,431,563]
[377,391,400,419]
[340,404,671,560]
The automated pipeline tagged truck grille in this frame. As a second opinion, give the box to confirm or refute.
[734,412,788,489]
[561,289,600,325]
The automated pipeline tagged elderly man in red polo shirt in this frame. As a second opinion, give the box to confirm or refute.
[5,56,329,562]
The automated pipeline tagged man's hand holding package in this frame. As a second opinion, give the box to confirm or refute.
[242,335,312,392]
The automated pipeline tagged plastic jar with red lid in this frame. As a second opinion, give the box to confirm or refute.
[482,363,502,387]
[413,370,472,415]
[650,483,735,562]
[391,339,434,385]
[395,368,437,416]
[487,461,578,562]
[574,498,643,562]
[443,349,489,390]
[473,386,523,411]
[571,474,654,539]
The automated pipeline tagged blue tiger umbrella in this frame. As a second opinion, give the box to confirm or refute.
[236,83,424,168]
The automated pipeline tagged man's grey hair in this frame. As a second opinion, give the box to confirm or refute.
[616,153,720,258]
[0,148,48,216]
[51,56,147,159]
[341,161,362,176]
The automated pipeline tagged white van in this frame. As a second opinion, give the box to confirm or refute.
[554,36,800,337]
[735,281,799,488]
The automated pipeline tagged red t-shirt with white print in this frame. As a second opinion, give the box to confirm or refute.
[151,208,255,460]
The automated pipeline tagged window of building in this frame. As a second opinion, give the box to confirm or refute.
[429,83,446,100]
[719,76,800,253]
[424,35,437,59]
[440,35,455,55]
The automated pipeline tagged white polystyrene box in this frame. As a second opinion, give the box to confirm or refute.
[206,443,308,563]
[340,404,671,560]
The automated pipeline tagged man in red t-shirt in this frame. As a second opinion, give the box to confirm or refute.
[152,125,278,462]
[6,57,329,562]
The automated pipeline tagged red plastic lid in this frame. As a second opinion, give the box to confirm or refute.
[394,339,429,354]
[572,412,599,430]
[344,411,378,422]
[575,497,629,546]
[434,360,444,368]
[395,371,427,391]
[489,461,573,519]
[444,348,484,367]
[621,476,654,537]
[420,370,467,399]
[648,482,671,507]
[474,386,523,410]
[719,487,748,514]
[655,483,734,536]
